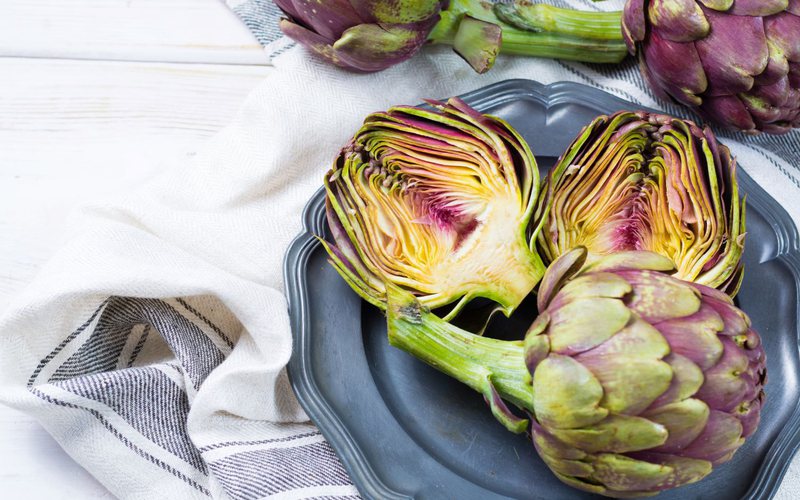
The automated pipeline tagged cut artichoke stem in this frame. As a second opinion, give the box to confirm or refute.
[387,285,534,431]
[428,0,629,64]
[452,15,502,73]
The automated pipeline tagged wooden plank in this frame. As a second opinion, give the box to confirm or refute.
[0,57,272,305]
[0,0,269,65]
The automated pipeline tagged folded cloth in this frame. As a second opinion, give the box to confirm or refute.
[1,1,799,499]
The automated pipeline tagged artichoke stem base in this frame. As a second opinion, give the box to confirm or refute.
[387,287,534,427]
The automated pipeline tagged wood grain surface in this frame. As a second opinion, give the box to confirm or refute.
[0,0,268,64]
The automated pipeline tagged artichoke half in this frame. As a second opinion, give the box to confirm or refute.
[323,98,545,319]
[387,247,766,498]
[537,111,745,296]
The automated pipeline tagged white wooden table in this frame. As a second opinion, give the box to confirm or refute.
[1,1,799,499]
[0,1,271,496]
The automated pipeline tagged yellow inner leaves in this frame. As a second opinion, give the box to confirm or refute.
[546,124,726,285]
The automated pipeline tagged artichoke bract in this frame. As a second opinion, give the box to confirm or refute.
[323,98,545,319]
[536,111,745,296]
[387,247,766,497]
[623,0,800,133]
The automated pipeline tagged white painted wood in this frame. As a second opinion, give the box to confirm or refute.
[0,55,271,496]
[0,0,268,65]
[0,57,272,305]
[0,0,276,494]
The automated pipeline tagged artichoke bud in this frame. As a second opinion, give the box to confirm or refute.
[528,247,766,497]
[386,246,766,497]
[536,111,745,296]
[276,0,445,72]
[323,98,545,319]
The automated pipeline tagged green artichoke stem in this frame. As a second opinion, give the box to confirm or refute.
[428,0,628,65]
[494,2,624,41]
[387,286,534,431]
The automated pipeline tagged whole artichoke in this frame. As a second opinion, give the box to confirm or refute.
[387,247,766,497]
[323,98,545,319]
[622,0,800,133]
[536,111,745,296]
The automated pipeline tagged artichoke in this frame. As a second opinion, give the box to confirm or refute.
[536,111,745,296]
[275,0,629,73]
[387,247,766,497]
[322,98,545,319]
[623,0,800,134]
[275,0,447,72]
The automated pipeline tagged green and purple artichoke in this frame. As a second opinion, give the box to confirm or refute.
[274,0,446,72]
[495,0,800,133]
[623,0,800,134]
[322,98,545,319]
[387,247,766,497]
[536,111,745,296]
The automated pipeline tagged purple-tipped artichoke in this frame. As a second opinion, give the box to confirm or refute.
[623,0,800,134]
[275,0,446,72]
[322,98,545,319]
[387,247,766,497]
[536,111,745,296]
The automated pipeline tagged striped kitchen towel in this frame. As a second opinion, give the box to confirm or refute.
[0,1,798,500]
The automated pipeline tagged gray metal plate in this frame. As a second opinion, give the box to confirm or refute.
[284,80,800,500]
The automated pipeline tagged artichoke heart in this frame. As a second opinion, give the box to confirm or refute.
[323,98,545,318]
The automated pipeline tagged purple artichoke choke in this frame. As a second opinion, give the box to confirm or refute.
[387,246,766,497]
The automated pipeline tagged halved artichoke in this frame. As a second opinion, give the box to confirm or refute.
[323,98,545,319]
[536,111,745,295]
